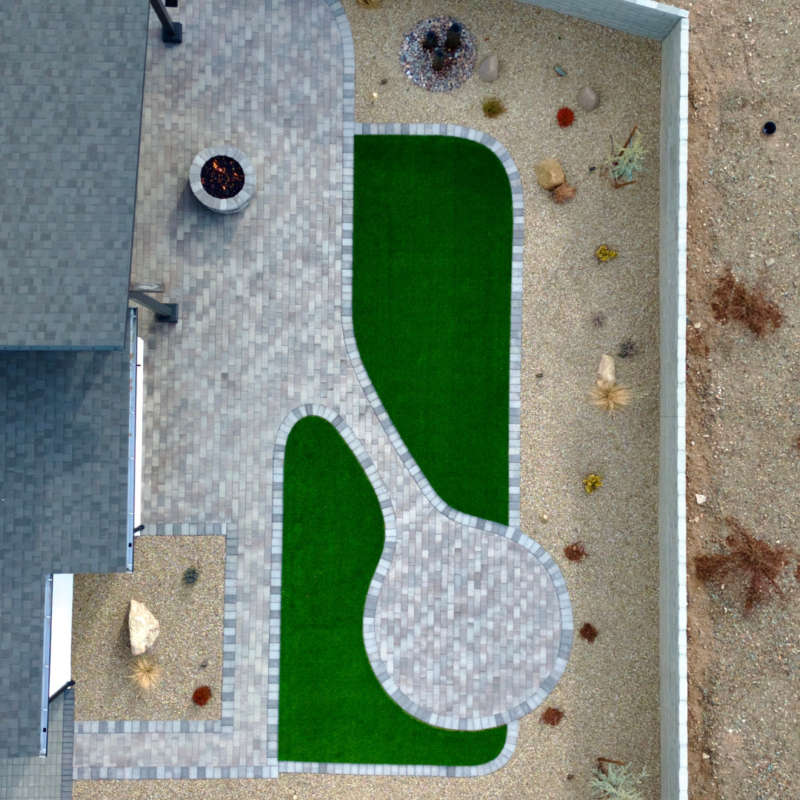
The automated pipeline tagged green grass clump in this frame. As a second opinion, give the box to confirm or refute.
[279,416,507,765]
[353,136,512,525]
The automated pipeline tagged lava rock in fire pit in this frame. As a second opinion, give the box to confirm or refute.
[201,156,244,199]
[399,17,477,92]
[190,146,256,214]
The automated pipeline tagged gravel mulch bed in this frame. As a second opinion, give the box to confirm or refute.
[399,17,477,91]
[72,536,225,721]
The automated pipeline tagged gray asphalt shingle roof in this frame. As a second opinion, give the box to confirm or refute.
[0,0,150,350]
[0,340,132,758]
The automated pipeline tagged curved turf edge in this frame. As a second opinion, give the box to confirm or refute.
[353,135,513,526]
[278,415,506,765]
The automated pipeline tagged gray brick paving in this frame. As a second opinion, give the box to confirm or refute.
[73,0,569,781]
[0,0,149,350]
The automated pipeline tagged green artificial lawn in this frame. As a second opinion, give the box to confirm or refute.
[353,135,513,526]
[278,415,507,765]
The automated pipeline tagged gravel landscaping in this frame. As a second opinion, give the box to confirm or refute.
[72,536,225,722]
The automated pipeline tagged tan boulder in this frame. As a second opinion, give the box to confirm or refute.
[129,599,160,656]
[534,159,565,190]
[597,354,616,386]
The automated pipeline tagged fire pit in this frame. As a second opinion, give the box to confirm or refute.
[189,146,256,214]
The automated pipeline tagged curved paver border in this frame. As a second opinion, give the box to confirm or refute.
[344,126,572,728]
[271,404,518,777]
[328,0,571,733]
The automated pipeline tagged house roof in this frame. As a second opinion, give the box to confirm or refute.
[0,336,132,758]
[0,0,150,350]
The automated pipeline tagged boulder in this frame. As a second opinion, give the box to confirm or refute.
[129,599,160,656]
[479,55,499,83]
[534,159,565,191]
[578,86,600,112]
[597,354,616,386]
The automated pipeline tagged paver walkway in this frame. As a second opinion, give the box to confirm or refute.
[73,0,570,781]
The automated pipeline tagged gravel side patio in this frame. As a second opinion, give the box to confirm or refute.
[72,536,225,722]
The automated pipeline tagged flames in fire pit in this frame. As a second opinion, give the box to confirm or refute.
[200,156,245,199]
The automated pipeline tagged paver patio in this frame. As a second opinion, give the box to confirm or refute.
[72,0,570,781]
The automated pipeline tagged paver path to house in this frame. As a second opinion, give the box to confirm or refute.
[73,0,570,780]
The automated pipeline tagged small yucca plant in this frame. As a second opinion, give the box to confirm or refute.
[590,761,647,799]
[591,381,631,414]
[482,97,506,118]
[129,656,162,692]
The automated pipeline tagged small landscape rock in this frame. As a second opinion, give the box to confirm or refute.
[696,494,707,505]
[536,371,544,378]
[578,86,600,111]
[597,354,616,385]
[693,322,702,329]
[554,65,566,77]
[766,258,775,267]
[129,599,160,656]
[479,55,498,82]
[534,158,564,190]
[703,753,711,760]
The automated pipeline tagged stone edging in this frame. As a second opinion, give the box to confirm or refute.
[328,0,571,736]
[270,404,518,777]
[73,524,238,750]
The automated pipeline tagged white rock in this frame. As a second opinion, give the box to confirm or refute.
[766,258,775,267]
[696,494,707,505]
[597,354,616,385]
[129,599,160,656]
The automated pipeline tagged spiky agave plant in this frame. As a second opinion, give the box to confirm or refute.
[591,381,632,414]
[129,656,162,692]
[590,762,647,800]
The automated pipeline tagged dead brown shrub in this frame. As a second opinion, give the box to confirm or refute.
[540,707,565,726]
[563,541,588,562]
[710,270,783,337]
[695,517,790,611]
[579,622,599,643]
[552,182,577,203]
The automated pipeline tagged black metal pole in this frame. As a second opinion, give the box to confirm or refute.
[423,30,437,50]
[446,23,462,51]
[432,48,445,71]
[129,291,179,322]
[149,0,182,43]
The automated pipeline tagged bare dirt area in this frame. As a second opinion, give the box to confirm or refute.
[678,0,800,797]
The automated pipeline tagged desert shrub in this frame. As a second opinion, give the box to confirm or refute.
[557,107,575,127]
[552,182,577,203]
[192,685,212,706]
[182,567,199,586]
[564,541,588,562]
[695,517,790,611]
[540,707,565,726]
[357,0,382,7]
[583,474,603,494]
[590,761,647,799]
[710,270,783,337]
[129,656,162,692]
[482,97,506,118]
[595,245,618,262]
[617,339,638,359]
[591,381,631,414]
[592,311,607,329]
[605,126,647,186]
[579,623,599,643]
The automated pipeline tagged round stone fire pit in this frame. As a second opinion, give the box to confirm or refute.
[190,146,255,214]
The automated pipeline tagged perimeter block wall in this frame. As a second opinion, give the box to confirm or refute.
[516,2,689,798]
